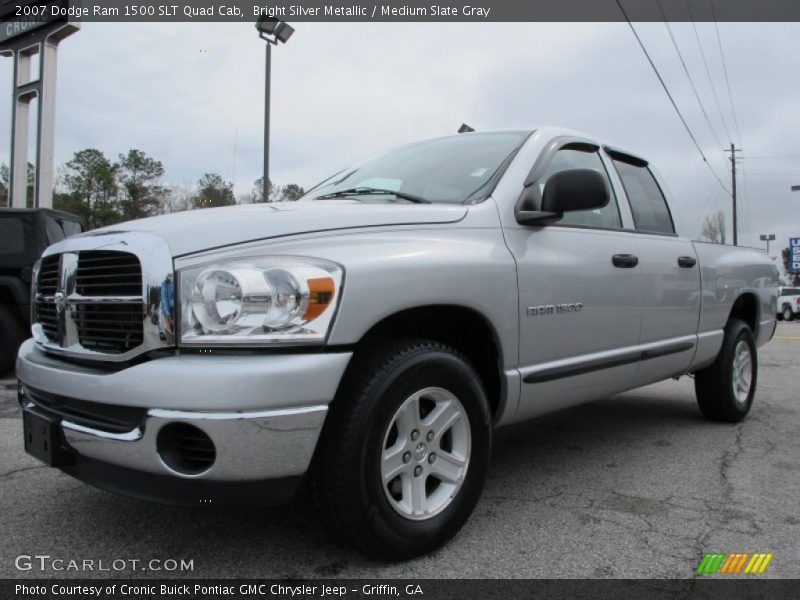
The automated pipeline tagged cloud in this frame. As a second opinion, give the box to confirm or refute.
[0,21,798,259]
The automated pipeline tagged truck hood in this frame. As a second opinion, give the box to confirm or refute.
[85,200,468,256]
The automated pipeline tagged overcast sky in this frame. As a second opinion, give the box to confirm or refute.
[0,21,798,266]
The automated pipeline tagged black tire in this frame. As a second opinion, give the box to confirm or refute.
[782,305,794,322]
[312,339,492,560]
[0,304,27,376]
[694,319,757,423]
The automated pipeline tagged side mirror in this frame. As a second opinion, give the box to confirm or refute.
[516,168,609,226]
[542,168,609,213]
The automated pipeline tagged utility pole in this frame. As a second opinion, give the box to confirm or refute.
[726,143,742,246]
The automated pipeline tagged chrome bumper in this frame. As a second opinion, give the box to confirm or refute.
[46,403,328,481]
[16,339,352,488]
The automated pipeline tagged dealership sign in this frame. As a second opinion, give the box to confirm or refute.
[790,238,800,273]
[0,11,58,44]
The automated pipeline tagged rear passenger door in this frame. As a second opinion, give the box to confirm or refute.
[606,151,701,387]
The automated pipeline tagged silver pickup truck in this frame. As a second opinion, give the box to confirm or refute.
[17,127,778,559]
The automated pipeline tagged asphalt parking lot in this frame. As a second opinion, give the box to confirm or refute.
[1,322,799,579]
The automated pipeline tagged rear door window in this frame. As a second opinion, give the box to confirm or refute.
[610,156,676,235]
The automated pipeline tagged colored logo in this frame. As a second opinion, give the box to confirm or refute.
[696,552,773,575]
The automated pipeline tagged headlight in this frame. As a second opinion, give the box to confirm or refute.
[178,256,342,346]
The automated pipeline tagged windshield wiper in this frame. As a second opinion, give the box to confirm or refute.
[314,187,431,204]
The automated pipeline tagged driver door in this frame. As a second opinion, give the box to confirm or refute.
[502,144,643,421]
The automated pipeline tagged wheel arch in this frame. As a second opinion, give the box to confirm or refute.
[339,304,506,421]
[728,292,758,334]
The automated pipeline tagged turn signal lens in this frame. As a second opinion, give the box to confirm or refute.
[303,277,335,320]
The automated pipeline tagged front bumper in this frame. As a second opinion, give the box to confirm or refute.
[16,339,352,506]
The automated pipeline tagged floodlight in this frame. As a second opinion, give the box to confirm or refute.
[256,17,280,35]
[274,22,295,44]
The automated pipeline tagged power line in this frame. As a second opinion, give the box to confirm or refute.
[685,0,733,145]
[655,0,727,161]
[709,0,748,244]
[743,156,800,162]
[741,171,800,178]
[710,0,743,145]
[615,0,731,195]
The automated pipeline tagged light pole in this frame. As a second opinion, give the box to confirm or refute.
[255,18,294,203]
[759,234,775,254]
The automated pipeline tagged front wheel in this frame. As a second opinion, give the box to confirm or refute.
[694,319,757,423]
[312,339,492,559]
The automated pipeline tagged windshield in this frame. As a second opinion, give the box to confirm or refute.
[304,131,529,205]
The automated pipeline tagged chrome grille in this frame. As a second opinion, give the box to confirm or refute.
[36,255,60,341]
[76,250,142,296]
[76,303,145,353]
[32,232,174,363]
[35,250,147,356]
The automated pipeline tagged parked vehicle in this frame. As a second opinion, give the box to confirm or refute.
[777,287,800,321]
[0,208,84,374]
[16,128,778,558]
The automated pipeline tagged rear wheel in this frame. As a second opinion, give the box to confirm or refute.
[312,339,492,559]
[0,304,27,376]
[694,319,757,423]
[782,305,794,321]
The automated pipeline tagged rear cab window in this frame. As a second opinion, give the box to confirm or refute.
[608,151,676,235]
[0,217,26,253]
[45,216,84,244]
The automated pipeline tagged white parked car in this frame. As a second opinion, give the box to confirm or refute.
[777,287,800,321]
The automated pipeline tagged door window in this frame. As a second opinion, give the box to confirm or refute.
[610,157,675,234]
[538,147,622,229]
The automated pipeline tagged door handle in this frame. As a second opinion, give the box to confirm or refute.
[612,254,639,268]
[677,256,697,268]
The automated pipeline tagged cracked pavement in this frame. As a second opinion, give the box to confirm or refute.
[1,322,798,579]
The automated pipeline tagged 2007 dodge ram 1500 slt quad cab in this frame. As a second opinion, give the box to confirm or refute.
[17,127,778,559]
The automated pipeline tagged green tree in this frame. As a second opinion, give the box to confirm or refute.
[117,149,165,220]
[194,173,235,209]
[279,183,305,202]
[250,176,278,203]
[0,162,36,208]
[59,149,120,227]
[0,163,7,206]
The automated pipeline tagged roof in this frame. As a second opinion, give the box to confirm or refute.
[0,207,84,223]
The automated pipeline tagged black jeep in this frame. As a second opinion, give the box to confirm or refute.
[0,208,84,375]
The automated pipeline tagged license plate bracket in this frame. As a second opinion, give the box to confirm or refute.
[23,407,75,467]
